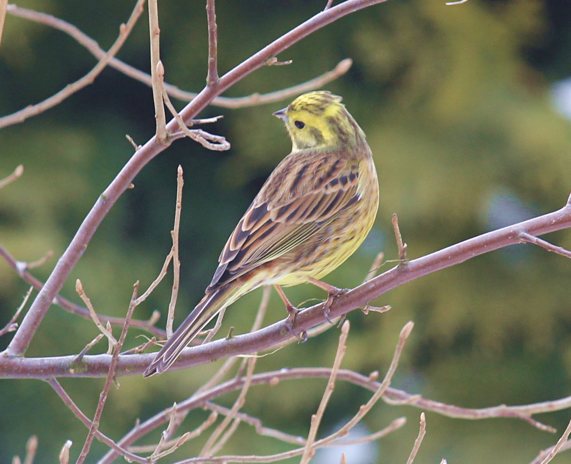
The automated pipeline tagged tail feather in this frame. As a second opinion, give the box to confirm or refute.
[143,286,233,377]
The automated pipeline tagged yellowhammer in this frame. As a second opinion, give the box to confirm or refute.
[144,91,379,376]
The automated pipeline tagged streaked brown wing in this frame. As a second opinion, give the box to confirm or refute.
[208,150,360,289]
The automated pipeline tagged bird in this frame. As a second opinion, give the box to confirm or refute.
[144,91,379,377]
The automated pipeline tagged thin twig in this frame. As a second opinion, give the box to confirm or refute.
[201,307,229,344]
[364,251,384,283]
[26,250,53,270]
[446,0,468,5]
[315,322,414,449]
[206,0,219,86]
[163,89,231,151]
[75,279,117,354]
[99,362,564,463]
[73,333,105,364]
[196,290,271,455]
[205,402,305,446]
[166,166,184,337]
[0,246,165,337]
[47,378,145,463]
[6,6,353,109]
[148,0,167,143]
[59,441,72,464]
[406,412,426,464]
[150,403,193,461]
[23,435,38,464]
[201,356,258,455]
[172,417,405,464]
[519,231,571,259]
[135,248,174,306]
[534,417,571,464]
[128,411,218,453]
[0,287,33,337]
[336,417,406,445]
[76,282,140,464]
[0,0,8,46]
[0,165,24,189]
[301,320,351,464]
[0,0,146,129]
[324,0,335,10]
[391,212,408,261]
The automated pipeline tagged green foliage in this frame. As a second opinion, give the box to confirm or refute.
[0,0,570,462]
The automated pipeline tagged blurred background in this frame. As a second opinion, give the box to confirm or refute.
[1,0,570,462]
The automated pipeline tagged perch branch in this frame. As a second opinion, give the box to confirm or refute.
[2,195,570,375]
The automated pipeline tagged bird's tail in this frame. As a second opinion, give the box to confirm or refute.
[143,285,237,377]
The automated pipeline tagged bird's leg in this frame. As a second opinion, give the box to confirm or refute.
[307,277,348,323]
[273,285,306,341]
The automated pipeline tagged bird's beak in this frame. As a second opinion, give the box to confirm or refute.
[272,107,288,122]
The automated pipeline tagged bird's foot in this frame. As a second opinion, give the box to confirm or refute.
[308,278,348,324]
[275,285,307,342]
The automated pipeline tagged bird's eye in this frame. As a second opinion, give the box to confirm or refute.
[294,120,305,129]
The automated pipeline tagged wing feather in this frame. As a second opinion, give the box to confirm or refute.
[208,150,360,289]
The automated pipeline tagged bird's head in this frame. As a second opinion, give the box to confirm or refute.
[273,91,363,151]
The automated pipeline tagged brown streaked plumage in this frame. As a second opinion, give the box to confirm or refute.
[144,91,379,376]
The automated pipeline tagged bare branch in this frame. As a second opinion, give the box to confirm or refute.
[206,0,219,86]
[47,378,145,463]
[99,363,568,463]
[0,0,146,129]
[23,435,37,464]
[6,6,353,109]
[129,411,218,453]
[317,322,413,448]
[0,286,32,338]
[150,403,193,461]
[205,402,305,446]
[58,441,72,464]
[335,417,406,446]
[364,251,384,283]
[167,166,184,337]
[391,212,408,261]
[406,412,426,464]
[0,165,24,189]
[201,356,258,455]
[148,0,167,142]
[76,282,140,464]
[446,0,469,5]
[532,417,571,464]
[73,334,105,364]
[0,0,7,45]
[75,279,117,354]
[3,195,571,377]
[324,0,335,11]
[163,90,231,151]
[301,320,351,463]
[519,231,571,259]
[0,246,165,337]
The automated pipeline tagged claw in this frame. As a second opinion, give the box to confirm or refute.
[310,278,347,324]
